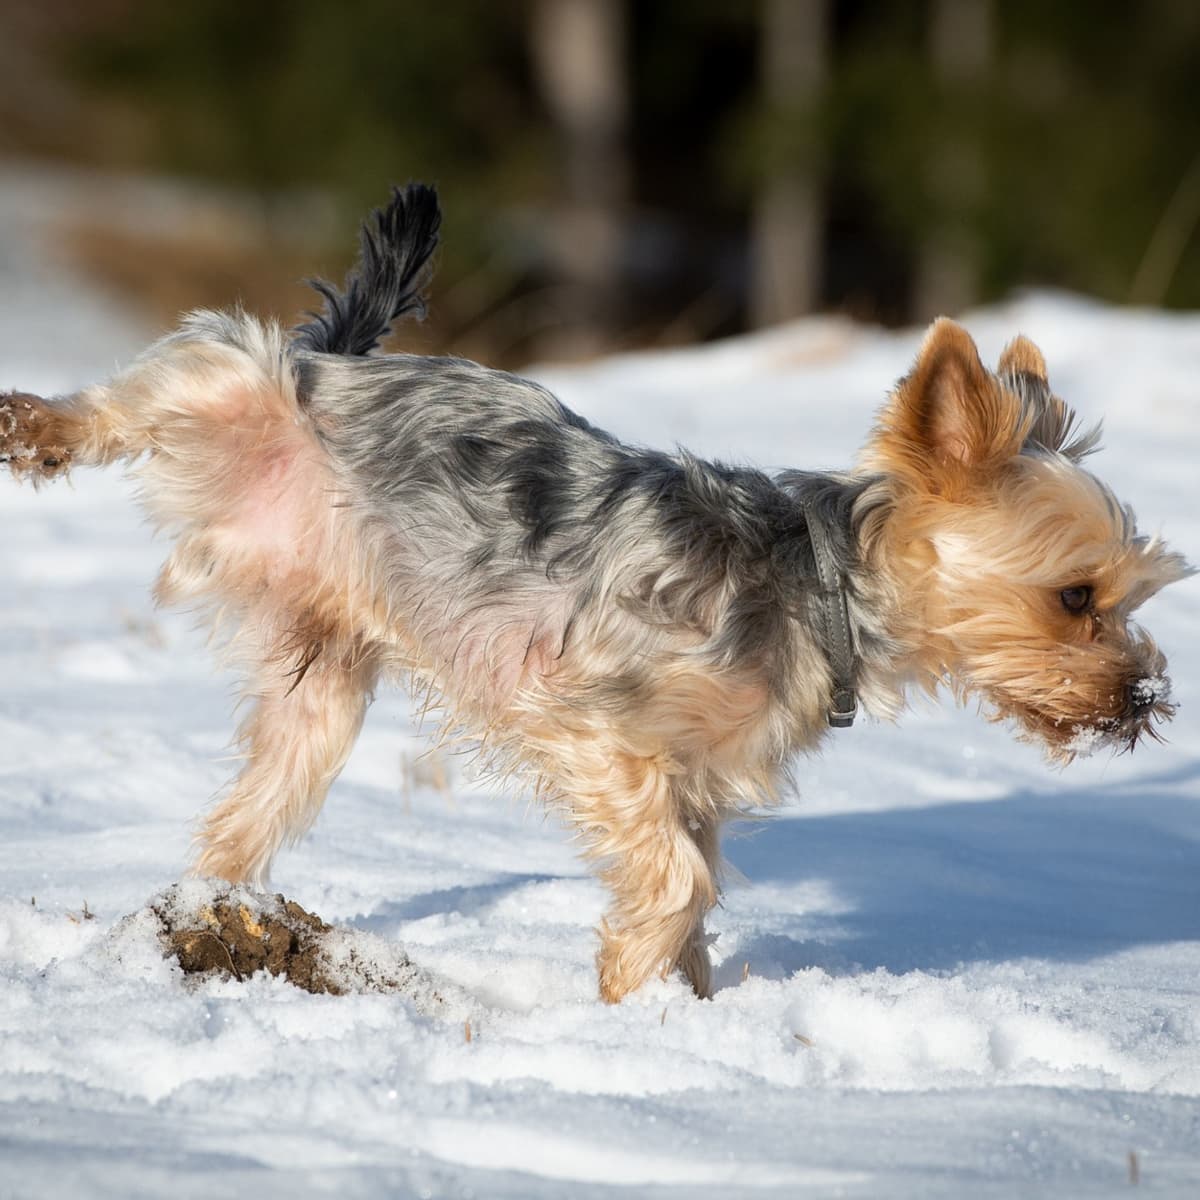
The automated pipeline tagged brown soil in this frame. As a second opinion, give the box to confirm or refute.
[152,883,420,997]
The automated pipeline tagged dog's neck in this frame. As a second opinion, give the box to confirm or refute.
[851,480,957,718]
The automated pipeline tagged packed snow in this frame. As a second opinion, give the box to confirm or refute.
[1,177,1198,1197]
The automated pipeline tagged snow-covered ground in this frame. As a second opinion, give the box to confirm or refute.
[1,183,1198,1196]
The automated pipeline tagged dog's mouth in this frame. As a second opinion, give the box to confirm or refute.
[1021,672,1176,763]
[988,672,1176,763]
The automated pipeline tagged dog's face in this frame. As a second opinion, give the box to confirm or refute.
[863,319,1192,761]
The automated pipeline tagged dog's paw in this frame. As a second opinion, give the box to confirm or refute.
[0,392,72,481]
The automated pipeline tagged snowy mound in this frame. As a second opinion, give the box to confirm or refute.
[140,879,466,1017]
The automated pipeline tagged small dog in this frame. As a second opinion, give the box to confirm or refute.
[2,186,1190,1002]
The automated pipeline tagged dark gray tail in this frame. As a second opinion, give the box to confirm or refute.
[293,184,441,356]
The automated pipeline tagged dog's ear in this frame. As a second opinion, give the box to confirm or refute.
[872,318,1025,490]
[996,333,1103,461]
[997,334,1048,381]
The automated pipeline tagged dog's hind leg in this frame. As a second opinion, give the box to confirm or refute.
[4,312,379,884]
[0,388,118,481]
[1,365,197,481]
[2,312,297,484]
[193,640,379,885]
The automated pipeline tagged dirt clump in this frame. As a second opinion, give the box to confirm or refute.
[151,882,419,997]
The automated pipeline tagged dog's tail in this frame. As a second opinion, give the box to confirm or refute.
[293,183,441,357]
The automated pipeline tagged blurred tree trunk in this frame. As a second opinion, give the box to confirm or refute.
[914,0,992,321]
[530,0,629,357]
[750,0,828,328]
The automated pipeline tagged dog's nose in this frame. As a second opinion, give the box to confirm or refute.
[1125,678,1166,717]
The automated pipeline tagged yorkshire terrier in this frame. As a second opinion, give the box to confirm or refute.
[2,186,1189,1002]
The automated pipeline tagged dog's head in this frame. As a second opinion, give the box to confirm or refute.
[861,319,1191,761]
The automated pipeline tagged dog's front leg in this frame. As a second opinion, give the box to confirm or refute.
[570,752,720,1002]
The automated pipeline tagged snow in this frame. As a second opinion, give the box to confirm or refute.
[2,179,1199,1196]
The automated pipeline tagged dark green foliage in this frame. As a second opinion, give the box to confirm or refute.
[63,0,1200,323]
[727,0,1200,310]
[74,1,539,197]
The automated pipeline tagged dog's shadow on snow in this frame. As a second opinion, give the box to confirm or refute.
[712,759,1200,990]
[359,874,561,928]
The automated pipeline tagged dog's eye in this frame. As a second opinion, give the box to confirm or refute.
[1060,585,1093,613]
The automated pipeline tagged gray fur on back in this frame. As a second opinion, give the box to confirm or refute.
[298,350,893,725]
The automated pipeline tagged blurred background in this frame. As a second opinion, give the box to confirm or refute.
[1,0,1198,365]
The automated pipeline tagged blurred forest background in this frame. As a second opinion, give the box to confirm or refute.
[1,0,1197,363]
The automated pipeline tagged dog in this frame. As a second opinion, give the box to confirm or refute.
[2,185,1190,1002]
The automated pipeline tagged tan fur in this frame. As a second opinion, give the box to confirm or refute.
[861,321,1187,763]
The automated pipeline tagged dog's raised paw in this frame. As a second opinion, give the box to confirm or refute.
[0,392,71,480]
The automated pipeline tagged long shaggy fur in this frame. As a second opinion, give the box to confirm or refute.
[2,188,1190,1003]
